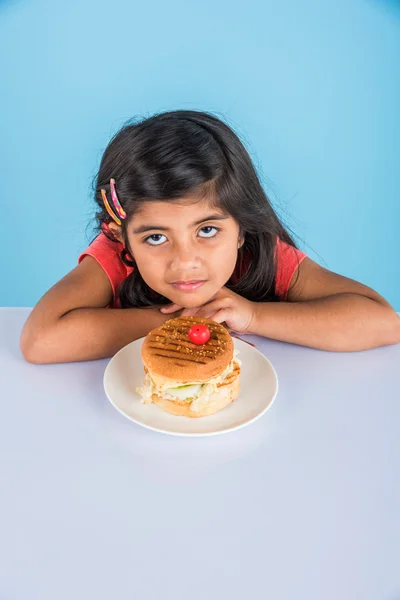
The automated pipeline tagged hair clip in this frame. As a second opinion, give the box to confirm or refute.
[101,188,121,226]
[100,178,126,226]
[110,178,126,220]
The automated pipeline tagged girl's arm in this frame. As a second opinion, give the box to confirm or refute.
[251,258,400,351]
[20,256,173,364]
[161,257,400,351]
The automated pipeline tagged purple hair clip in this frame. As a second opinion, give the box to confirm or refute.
[110,178,126,221]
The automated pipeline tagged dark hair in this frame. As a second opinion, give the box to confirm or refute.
[93,110,298,308]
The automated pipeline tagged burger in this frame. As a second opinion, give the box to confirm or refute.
[136,316,241,418]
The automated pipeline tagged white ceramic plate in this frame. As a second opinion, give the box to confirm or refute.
[103,337,278,437]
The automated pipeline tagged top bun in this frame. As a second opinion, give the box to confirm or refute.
[141,316,234,383]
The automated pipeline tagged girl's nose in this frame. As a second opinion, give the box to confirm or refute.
[170,244,202,272]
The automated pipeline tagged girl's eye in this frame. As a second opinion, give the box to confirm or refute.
[198,226,219,238]
[145,234,167,246]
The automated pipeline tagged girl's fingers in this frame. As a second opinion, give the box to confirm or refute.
[189,300,227,319]
[181,307,201,317]
[209,308,230,324]
[160,304,182,314]
[161,299,231,322]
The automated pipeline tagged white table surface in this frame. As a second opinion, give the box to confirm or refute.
[1,308,399,600]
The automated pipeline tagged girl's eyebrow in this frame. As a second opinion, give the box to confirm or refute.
[132,214,230,235]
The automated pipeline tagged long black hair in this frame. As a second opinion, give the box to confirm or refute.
[93,110,298,308]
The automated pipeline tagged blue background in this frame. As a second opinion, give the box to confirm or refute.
[1,0,399,308]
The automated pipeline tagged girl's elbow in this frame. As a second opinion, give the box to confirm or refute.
[375,309,400,348]
[20,336,41,364]
[20,329,52,365]
[331,309,400,352]
[386,314,400,346]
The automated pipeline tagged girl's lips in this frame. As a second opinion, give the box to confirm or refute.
[170,281,207,292]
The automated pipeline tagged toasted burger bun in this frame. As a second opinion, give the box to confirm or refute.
[152,362,240,418]
[141,316,234,383]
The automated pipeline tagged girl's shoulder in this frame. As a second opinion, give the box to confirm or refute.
[275,238,306,299]
[232,238,306,300]
[78,232,133,306]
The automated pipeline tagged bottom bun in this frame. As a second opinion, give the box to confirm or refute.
[151,365,240,418]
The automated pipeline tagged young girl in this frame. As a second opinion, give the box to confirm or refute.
[21,110,400,364]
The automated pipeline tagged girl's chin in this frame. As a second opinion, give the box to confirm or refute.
[167,289,218,309]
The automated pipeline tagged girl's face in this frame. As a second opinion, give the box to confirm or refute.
[120,199,242,307]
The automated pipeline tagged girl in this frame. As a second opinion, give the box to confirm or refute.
[21,110,400,364]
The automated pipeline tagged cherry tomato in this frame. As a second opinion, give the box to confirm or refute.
[188,324,210,345]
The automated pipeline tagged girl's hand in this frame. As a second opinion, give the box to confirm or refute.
[160,287,257,334]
